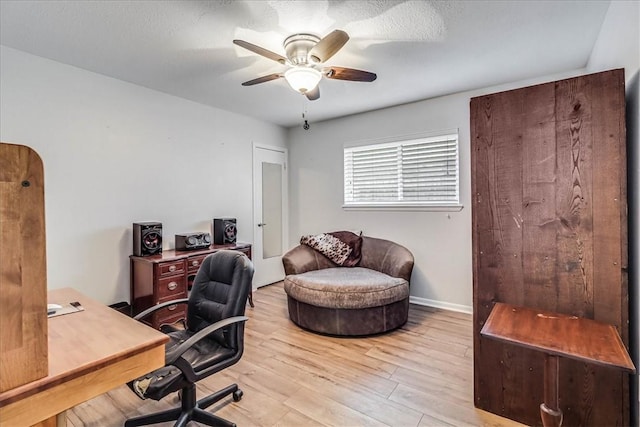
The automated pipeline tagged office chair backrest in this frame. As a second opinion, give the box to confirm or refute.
[187,250,253,350]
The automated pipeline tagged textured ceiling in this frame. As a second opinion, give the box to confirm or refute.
[0,1,610,128]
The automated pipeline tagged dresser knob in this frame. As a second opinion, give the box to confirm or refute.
[192,260,199,267]
[167,282,178,291]
[169,265,176,272]
[168,304,177,311]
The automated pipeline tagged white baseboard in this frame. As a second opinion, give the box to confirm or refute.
[409,296,473,314]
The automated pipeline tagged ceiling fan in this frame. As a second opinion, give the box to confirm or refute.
[233,30,377,101]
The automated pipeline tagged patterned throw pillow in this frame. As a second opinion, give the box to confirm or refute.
[300,231,362,266]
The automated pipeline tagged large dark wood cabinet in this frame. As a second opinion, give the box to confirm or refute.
[130,243,252,329]
[471,70,628,426]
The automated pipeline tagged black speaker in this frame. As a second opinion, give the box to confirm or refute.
[133,222,162,256]
[213,218,237,244]
[175,232,211,251]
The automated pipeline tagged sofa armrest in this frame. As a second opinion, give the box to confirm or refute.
[282,244,336,275]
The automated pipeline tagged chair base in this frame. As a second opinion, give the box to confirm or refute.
[125,383,241,427]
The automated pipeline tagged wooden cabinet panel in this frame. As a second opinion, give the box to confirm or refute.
[471,70,628,426]
[130,243,252,329]
[0,143,48,392]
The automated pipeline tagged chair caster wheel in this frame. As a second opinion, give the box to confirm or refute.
[233,389,243,402]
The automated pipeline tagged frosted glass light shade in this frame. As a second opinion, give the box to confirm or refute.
[284,67,322,93]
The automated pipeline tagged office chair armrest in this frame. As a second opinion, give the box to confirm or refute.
[165,316,249,364]
[133,298,190,321]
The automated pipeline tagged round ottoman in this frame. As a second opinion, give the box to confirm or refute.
[283,267,410,336]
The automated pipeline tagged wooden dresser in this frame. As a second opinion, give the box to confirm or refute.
[130,243,252,329]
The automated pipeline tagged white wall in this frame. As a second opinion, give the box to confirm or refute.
[0,46,287,305]
[586,0,640,423]
[287,69,590,312]
[587,0,640,80]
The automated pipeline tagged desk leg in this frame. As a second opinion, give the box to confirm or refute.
[540,354,563,427]
[31,411,66,427]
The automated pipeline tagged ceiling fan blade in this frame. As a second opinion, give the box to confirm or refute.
[241,73,283,86]
[305,86,320,101]
[323,66,377,82]
[233,39,287,64]
[308,30,349,63]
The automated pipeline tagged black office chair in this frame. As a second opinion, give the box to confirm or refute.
[125,250,254,427]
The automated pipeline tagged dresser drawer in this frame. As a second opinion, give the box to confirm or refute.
[159,260,185,276]
[187,254,207,273]
[157,275,186,300]
[152,304,186,328]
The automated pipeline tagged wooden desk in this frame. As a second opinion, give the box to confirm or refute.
[0,288,169,427]
[481,303,635,427]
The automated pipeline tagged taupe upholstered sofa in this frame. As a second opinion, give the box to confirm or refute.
[282,236,414,336]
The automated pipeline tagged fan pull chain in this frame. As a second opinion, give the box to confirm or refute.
[302,101,310,130]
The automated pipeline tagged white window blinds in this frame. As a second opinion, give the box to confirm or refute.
[344,133,459,207]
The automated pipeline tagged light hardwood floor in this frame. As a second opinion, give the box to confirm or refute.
[67,283,525,427]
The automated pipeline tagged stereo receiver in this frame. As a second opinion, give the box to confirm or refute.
[175,232,211,251]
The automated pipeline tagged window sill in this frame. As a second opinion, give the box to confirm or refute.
[342,204,464,212]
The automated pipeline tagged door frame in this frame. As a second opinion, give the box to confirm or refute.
[252,142,288,288]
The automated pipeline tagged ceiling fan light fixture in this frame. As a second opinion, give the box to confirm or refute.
[284,67,322,94]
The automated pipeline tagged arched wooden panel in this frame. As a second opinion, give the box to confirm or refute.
[0,142,48,392]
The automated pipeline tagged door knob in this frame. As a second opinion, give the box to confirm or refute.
[257,223,267,227]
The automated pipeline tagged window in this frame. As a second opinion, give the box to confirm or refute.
[343,133,460,210]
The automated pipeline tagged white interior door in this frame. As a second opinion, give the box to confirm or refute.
[252,144,288,287]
